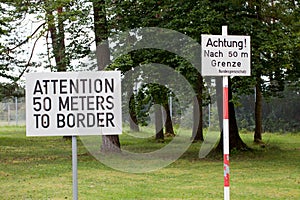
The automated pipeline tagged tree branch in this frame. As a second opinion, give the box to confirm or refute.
[8,22,46,52]
[16,31,44,81]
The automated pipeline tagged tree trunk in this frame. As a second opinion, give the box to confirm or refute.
[47,6,70,140]
[154,104,164,141]
[129,92,140,132]
[216,77,223,130]
[93,0,120,152]
[192,74,204,142]
[47,7,68,72]
[254,81,263,143]
[163,102,175,137]
[216,78,248,152]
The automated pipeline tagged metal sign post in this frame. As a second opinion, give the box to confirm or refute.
[72,136,78,200]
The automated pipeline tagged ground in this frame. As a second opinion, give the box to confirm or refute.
[0,126,299,199]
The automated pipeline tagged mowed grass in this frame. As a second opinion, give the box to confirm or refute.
[0,126,299,200]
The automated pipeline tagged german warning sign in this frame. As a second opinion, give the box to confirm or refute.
[201,35,251,76]
[26,71,122,136]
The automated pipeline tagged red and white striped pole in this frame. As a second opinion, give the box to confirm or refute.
[222,25,230,200]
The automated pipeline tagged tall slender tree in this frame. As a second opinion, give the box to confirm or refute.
[93,0,121,152]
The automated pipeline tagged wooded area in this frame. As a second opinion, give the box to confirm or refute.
[0,0,299,153]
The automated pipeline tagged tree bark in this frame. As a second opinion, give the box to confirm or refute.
[254,80,263,143]
[163,101,175,136]
[47,7,68,72]
[216,78,248,152]
[93,0,120,152]
[129,92,140,132]
[192,74,204,142]
[154,104,164,141]
[46,6,70,140]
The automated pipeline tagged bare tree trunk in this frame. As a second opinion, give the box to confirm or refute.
[93,0,120,152]
[129,92,140,132]
[163,102,175,137]
[254,81,263,143]
[154,104,164,142]
[192,74,204,142]
[46,6,70,140]
[216,78,248,152]
[47,7,68,72]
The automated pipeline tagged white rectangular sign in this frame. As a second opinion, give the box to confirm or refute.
[26,71,122,136]
[201,35,251,76]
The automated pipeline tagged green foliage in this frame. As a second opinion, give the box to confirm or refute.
[1,0,299,134]
[236,85,300,133]
[0,1,31,81]
[0,82,24,101]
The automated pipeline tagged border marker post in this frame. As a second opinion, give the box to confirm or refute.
[201,25,251,200]
[222,25,230,200]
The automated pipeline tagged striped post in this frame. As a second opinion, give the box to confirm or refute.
[222,25,230,200]
[223,76,230,200]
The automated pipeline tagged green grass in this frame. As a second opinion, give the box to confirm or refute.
[0,126,299,199]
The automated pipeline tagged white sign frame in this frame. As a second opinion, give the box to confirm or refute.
[201,34,251,76]
[26,71,122,136]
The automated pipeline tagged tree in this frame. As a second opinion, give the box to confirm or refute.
[191,73,204,142]
[1,1,93,80]
[45,2,68,72]
[93,0,121,152]
[0,1,38,82]
[209,0,299,146]
[129,88,140,132]
[0,82,24,101]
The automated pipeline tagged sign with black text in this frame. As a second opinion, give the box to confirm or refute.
[201,35,251,76]
[26,71,122,136]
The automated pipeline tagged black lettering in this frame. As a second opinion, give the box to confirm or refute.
[206,38,213,47]
[51,80,58,94]
[211,60,217,67]
[33,114,41,128]
[89,79,92,93]
[77,113,85,127]
[58,97,70,111]
[94,79,102,93]
[106,112,115,127]
[43,97,52,111]
[87,113,95,127]
[78,96,86,110]
[97,113,105,127]
[80,79,87,93]
[41,114,50,128]
[57,114,65,128]
[71,96,79,111]
[105,79,114,93]
[60,79,68,94]
[67,114,75,128]
[33,80,43,95]
[96,96,105,110]
[42,80,50,94]
[106,96,114,109]
[87,96,94,110]
[33,97,42,111]
[211,60,242,68]
[70,79,79,94]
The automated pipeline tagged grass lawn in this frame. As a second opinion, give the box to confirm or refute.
[0,126,299,199]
